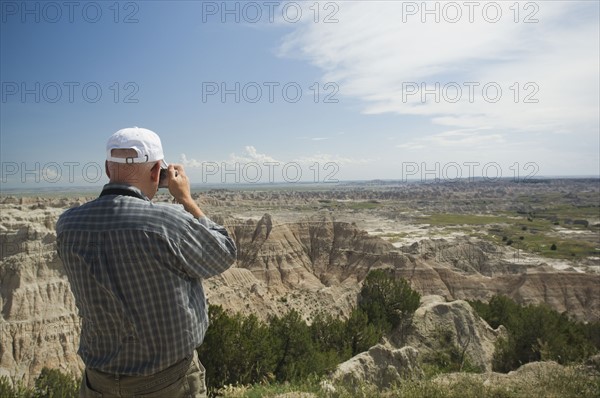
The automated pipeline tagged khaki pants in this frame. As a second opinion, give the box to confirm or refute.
[80,351,207,398]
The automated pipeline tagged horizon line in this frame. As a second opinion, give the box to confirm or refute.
[2,175,600,195]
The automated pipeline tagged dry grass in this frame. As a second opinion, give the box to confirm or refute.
[221,362,600,398]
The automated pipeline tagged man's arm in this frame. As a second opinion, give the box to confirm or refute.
[167,164,236,278]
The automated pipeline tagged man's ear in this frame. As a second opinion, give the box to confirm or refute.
[105,161,111,179]
[150,162,161,182]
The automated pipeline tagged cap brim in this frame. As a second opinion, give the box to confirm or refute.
[160,160,168,169]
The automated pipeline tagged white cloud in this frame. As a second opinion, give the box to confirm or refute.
[182,146,372,168]
[279,1,599,138]
[182,146,281,168]
[180,153,203,168]
[180,146,375,183]
[228,145,280,164]
[397,128,505,150]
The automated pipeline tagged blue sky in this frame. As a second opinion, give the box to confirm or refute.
[1,1,599,188]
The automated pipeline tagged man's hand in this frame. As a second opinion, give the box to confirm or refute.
[167,164,204,218]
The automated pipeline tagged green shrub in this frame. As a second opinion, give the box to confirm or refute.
[345,308,382,357]
[0,376,31,398]
[34,368,79,398]
[200,270,422,393]
[470,296,599,372]
[269,309,315,381]
[198,305,276,390]
[0,369,79,398]
[358,269,421,342]
[310,312,351,368]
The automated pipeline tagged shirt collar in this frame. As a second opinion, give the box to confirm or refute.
[100,183,150,201]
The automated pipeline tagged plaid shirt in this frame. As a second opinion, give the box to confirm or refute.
[56,183,236,375]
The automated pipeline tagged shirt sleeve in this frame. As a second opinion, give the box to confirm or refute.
[177,215,237,279]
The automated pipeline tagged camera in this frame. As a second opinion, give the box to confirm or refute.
[159,168,178,188]
[159,168,168,188]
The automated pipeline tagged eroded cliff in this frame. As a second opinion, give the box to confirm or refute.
[1,196,598,386]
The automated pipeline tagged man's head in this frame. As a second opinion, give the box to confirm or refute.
[105,127,167,199]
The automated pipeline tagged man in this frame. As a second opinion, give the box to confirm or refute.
[56,127,236,397]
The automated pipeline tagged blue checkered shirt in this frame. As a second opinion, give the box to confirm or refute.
[56,183,236,375]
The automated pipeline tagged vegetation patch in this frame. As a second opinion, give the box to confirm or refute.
[417,214,514,226]
[0,368,80,398]
[5,291,600,398]
[198,270,420,395]
[215,363,599,397]
[347,201,382,210]
[419,210,598,261]
[486,219,598,260]
[469,295,600,372]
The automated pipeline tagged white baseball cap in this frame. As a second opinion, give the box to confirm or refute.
[106,127,168,168]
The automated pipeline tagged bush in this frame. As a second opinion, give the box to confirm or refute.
[358,269,421,341]
[269,310,315,381]
[34,368,79,398]
[309,312,350,373]
[0,369,79,398]
[199,306,348,393]
[199,270,422,393]
[345,309,382,357]
[470,296,599,373]
[198,305,276,389]
[0,376,30,398]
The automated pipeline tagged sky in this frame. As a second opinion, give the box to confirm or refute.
[1,0,599,189]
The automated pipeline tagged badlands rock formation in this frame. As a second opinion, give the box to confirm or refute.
[1,184,598,386]
[395,238,600,322]
[400,295,505,372]
[331,345,422,388]
[207,217,600,322]
[0,202,83,385]
[429,360,595,396]
[204,214,397,320]
[330,295,505,389]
